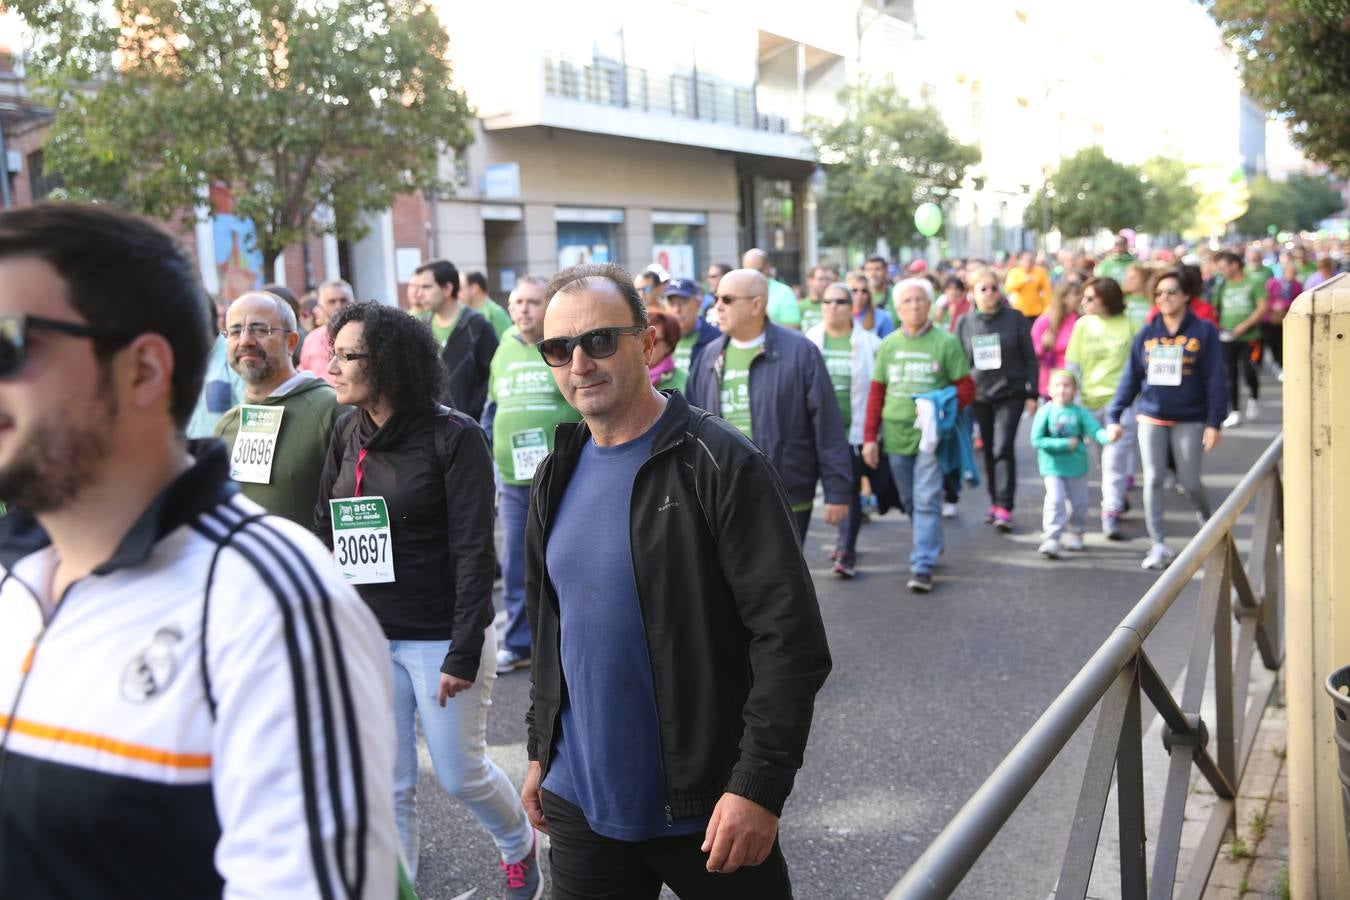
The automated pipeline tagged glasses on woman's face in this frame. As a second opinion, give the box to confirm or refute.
[823,296,852,306]
[332,349,370,364]
[1155,286,1184,298]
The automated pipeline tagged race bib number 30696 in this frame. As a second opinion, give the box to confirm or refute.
[230,405,284,484]
[330,496,395,584]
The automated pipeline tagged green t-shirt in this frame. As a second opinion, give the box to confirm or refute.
[871,325,969,456]
[421,307,462,348]
[1215,275,1263,341]
[766,279,801,327]
[674,332,699,377]
[488,334,582,485]
[1124,294,1152,332]
[655,365,687,394]
[1065,313,1136,410]
[822,334,852,431]
[1094,253,1135,284]
[719,343,761,439]
[798,299,825,334]
[872,284,893,312]
[474,300,513,338]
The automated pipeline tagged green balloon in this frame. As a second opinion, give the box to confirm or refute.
[915,202,943,237]
[1267,224,1278,235]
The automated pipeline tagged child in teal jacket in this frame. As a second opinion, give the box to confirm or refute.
[1031,370,1113,558]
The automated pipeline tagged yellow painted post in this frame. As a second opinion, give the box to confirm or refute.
[1285,272,1350,898]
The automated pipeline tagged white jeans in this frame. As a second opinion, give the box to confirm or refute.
[390,626,532,876]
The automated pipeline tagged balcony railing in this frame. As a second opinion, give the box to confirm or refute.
[542,53,793,135]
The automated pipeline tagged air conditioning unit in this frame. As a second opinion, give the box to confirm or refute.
[4,151,19,174]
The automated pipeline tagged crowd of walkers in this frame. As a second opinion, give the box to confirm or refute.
[1,200,1343,900]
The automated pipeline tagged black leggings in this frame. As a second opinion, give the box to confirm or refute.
[1223,340,1259,411]
[1263,322,1284,369]
[972,397,1024,511]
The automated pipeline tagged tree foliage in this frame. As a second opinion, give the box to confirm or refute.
[7,0,474,272]
[1138,156,1200,236]
[1207,0,1350,174]
[1023,147,1147,237]
[808,81,980,252]
[1232,174,1344,236]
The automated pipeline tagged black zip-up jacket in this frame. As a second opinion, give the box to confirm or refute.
[314,405,496,680]
[685,322,853,508]
[524,391,832,819]
[954,303,1040,403]
[420,307,498,421]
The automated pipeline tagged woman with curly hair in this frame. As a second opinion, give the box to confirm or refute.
[313,301,540,895]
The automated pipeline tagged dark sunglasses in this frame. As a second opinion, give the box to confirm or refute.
[537,326,646,368]
[823,298,853,306]
[0,314,132,379]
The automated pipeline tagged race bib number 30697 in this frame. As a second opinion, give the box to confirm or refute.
[330,496,395,584]
[230,405,284,484]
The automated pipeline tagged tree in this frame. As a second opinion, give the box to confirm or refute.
[1232,174,1344,236]
[808,81,980,252]
[1207,0,1350,174]
[1138,156,1200,237]
[9,0,474,274]
[1023,147,1146,237]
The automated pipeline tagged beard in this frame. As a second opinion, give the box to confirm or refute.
[0,384,118,514]
[232,351,279,386]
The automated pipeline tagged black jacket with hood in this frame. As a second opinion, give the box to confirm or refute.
[954,302,1040,403]
[524,391,832,820]
[419,307,498,421]
[314,404,496,680]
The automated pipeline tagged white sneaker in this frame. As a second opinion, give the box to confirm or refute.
[1038,538,1060,559]
[1245,398,1260,421]
[1141,543,1175,571]
[942,502,959,519]
[1222,410,1242,428]
[1061,532,1085,552]
[496,648,531,672]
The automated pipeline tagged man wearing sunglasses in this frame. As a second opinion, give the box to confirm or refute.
[214,291,349,526]
[522,263,830,899]
[0,204,397,896]
[685,268,852,546]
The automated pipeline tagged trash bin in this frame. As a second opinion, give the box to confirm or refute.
[1324,666,1350,863]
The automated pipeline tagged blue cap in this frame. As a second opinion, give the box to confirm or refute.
[665,277,699,298]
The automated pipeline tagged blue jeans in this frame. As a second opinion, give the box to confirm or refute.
[889,450,943,575]
[390,632,532,876]
[498,482,532,656]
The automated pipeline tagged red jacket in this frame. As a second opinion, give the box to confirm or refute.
[1148,297,1217,327]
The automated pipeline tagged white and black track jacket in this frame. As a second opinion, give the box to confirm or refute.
[0,444,398,899]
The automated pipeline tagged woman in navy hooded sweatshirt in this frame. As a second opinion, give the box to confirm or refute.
[1106,267,1227,571]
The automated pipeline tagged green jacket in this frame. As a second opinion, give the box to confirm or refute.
[1030,401,1109,479]
[215,377,350,527]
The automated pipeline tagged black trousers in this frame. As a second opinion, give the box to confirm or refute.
[1263,322,1284,369]
[972,396,1025,511]
[792,506,812,548]
[1222,340,1259,411]
[541,789,794,900]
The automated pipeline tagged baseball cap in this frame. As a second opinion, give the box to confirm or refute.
[665,277,699,298]
[906,260,928,273]
[644,262,672,283]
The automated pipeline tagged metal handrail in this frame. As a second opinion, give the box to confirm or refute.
[889,434,1285,899]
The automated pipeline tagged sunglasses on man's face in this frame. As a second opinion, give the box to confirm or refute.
[537,326,646,368]
[0,313,131,379]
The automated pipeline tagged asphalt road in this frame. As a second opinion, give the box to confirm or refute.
[410,387,1283,900]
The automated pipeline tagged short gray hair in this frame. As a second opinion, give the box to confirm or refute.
[317,278,354,300]
[893,277,934,302]
[231,291,298,331]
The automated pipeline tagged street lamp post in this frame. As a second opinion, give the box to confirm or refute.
[0,115,11,209]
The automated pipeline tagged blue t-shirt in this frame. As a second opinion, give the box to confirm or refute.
[542,420,708,841]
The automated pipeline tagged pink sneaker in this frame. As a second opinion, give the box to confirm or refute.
[993,507,1013,533]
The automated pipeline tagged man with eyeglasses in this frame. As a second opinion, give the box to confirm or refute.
[0,203,397,897]
[521,263,830,899]
[686,268,852,545]
[214,291,349,526]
